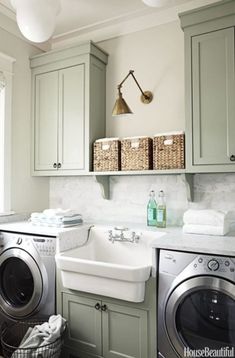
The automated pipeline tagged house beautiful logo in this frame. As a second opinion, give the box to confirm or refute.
[184,347,235,357]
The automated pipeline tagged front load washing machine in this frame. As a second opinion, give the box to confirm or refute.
[0,231,56,325]
[158,249,235,358]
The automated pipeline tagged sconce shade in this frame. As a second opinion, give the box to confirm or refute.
[11,0,61,43]
[112,91,133,116]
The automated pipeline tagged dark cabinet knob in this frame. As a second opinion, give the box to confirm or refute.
[230,155,235,162]
[101,304,108,312]
[53,163,57,168]
[95,303,101,310]
[57,163,62,168]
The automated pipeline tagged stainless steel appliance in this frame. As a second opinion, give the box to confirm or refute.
[158,249,235,357]
[0,231,56,324]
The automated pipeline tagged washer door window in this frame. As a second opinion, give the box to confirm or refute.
[165,276,235,356]
[0,248,43,318]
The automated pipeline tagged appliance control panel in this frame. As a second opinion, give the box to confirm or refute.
[33,237,56,256]
[192,256,235,274]
[159,250,235,280]
[0,232,56,256]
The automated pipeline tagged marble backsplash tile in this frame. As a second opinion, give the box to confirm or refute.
[50,175,188,226]
[50,173,235,227]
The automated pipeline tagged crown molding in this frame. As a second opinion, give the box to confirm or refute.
[0,0,220,51]
[51,0,220,49]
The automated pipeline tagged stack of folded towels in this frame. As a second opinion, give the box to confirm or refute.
[30,209,83,228]
[183,209,231,236]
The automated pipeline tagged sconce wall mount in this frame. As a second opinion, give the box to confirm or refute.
[112,70,153,116]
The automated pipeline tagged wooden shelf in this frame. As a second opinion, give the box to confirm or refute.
[90,169,186,176]
[88,170,193,202]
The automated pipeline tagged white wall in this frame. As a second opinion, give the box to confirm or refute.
[100,20,185,138]
[0,15,49,213]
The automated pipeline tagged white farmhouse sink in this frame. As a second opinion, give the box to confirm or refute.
[56,226,166,302]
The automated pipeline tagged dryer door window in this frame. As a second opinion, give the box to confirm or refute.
[176,289,235,349]
[0,248,43,318]
[1,257,34,307]
[165,276,235,356]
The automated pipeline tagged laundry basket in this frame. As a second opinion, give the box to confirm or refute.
[1,320,64,358]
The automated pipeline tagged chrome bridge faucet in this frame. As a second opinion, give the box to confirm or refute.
[108,227,140,243]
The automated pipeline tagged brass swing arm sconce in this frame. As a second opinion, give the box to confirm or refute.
[112,70,153,116]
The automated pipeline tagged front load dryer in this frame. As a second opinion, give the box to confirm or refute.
[158,249,235,357]
[0,231,56,324]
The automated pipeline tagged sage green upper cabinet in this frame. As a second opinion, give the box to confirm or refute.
[179,0,235,172]
[30,42,108,176]
[35,71,58,171]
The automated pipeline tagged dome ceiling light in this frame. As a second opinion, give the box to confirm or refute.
[142,0,174,7]
[11,0,61,43]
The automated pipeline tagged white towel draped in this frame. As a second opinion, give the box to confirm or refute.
[11,315,66,358]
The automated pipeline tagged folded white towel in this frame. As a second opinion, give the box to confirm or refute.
[31,219,83,228]
[12,315,66,358]
[183,223,230,236]
[183,209,230,227]
[30,209,83,228]
[43,209,80,218]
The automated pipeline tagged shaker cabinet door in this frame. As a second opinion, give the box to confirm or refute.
[102,302,148,358]
[34,71,58,171]
[62,293,102,356]
[192,27,235,166]
[58,64,85,171]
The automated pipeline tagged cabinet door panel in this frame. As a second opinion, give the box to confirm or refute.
[62,293,102,356]
[192,27,235,165]
[34,71,58,171]
[102,302,148,358]
[58,64,85,170]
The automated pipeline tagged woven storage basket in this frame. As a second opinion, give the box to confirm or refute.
[93,138,121,171]
[153,131,185,170]
[121,137,153,171]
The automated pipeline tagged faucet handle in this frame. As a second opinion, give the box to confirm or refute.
[114,226,128,233]
[131,231,140,243]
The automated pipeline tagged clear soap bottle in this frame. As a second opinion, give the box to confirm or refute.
[156,190,166,228]
[147,190,157,226]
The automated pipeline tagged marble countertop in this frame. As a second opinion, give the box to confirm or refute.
[151,230,235,256]
[0,221,93,252]
[0,220,235,256]
[0,221,91,236]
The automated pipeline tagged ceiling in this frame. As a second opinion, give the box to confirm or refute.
[0,0,220,48]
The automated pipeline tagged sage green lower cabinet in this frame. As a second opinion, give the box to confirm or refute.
[102,302,148,358]
[57,273,156,358]
[62,294,102,356]
[61,293,149,358]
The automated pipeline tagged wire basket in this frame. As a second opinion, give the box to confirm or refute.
[1,320,64,358]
